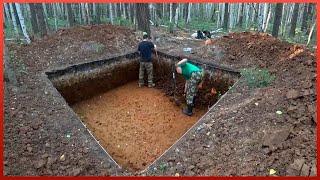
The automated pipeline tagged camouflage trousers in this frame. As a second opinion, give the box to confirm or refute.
[185,71,204,106]
[139,62,153,85]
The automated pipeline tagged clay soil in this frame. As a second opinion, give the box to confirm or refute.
[4,25,316,176]
[72,81,205,171]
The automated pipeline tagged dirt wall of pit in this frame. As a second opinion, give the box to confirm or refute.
[46,51,240,108]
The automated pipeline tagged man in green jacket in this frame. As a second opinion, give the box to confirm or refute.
[176,59,204,116]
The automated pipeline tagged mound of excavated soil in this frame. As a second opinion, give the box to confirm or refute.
[7,24,139,75]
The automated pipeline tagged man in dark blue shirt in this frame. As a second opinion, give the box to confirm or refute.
[138,34,156,87]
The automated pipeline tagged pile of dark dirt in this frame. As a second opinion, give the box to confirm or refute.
[196,32,315,70]
[7,24,139,76]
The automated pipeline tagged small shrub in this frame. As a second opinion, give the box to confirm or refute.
[168,22,174,34]
[159,162,168,173]
[240,68,275,88]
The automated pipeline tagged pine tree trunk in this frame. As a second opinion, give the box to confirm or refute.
[29,3,39,34]
[15,3,31,43]
[281,4,290,36]
[130,4,134,24]
[85,3,91,24]
[12,4,22,32]
[35,3,47,37]
[66,3,75,27]
[307,22,315,45]
[136,3,151,36]
[42,4,48,20]
[125,4,130,20]
[4,3,11,24]
[122,3,126,19]
[155,3,162,19]
[92,3,97,21]
[58,3,63,18]
[257,3,264,32]
[238,3,244,28]
[187,3,191,25]
[4,4,9,29]
[211,4,216,22]
[22,4,29,20]
[96,4,101,24]
[53,3,58,30]
[35,3,47,36]
[223,3,229,31]
[289,3,299,37]
[77,4,82,24]
[236,4,241,23]
[9,3,19,37]
[109,4,114,24]
[183,3,188,24]
[245,4,250,28]
[81,3,87,24]
[262,3,268,30]
[251,4,255,24]
[42,3,48,18]
[174,4,179,27]
[264,5,271,32]
[169,3,173,22]
[125,3,129,19]
[306,3,315,35]
[116,3,121,18]
[272,3,283,37]
[301,3,308,32]
[163,3,166,20]
[229,4,233,29]
[217,3,222,27]
[133,4,137,28]
[47,4,54,18]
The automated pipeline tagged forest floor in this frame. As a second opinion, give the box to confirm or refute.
[4,24,316,176]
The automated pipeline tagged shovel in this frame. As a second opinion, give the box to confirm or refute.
[171,65,180,106]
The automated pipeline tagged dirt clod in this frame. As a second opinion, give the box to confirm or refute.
[286,158,306,176]
[262,128,291,148]
[35,159,46,169]
[286,89,300,99]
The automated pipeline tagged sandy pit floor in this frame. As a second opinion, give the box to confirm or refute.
[72,81,205,171]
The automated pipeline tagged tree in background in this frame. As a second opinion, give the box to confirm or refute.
[237,3,244,28]
[289,3,299,37]
[257,3,264,32]
[300,3,308,32]
[305,3,315,35]
[8,3,19,37]
[223,3,229,31]
[29,3,39,34]
[15,3,31,43]
[66,4,75,27]
[136,3,151,37]
[35,3,47,36]
[272,3,283,37]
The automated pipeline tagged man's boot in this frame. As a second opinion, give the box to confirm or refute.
[183,104,193,116]
[148,82,155,88]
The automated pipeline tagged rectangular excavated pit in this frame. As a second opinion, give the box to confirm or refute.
[46,51,240,172]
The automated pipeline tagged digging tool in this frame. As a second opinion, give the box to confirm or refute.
[155,49,159,64]
[171,64,180,106]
